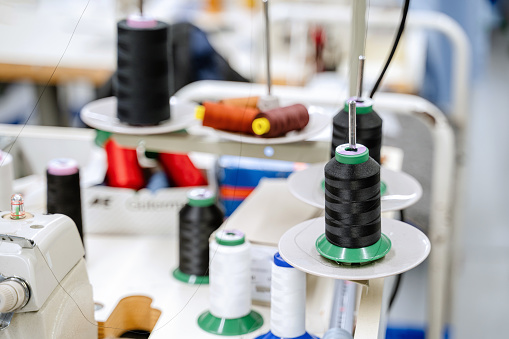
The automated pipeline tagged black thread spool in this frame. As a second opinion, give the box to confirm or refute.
[173,188,224,284]
[46,158,83,244]
[116,17,170,126]
[316,144,391,264]
[330,98,382,164]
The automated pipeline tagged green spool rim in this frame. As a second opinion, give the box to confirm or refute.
[315,233,391,264]
[335,147,369,165]
[197,310,263,336]
[188,189,215,207]
[172,268,209,285]
[381,181,387,196]
[344,99,373,114]
[94,130,112,148]
[215,231,245,246]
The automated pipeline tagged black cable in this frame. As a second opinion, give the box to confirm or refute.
[389,208,406,311]
[369,0,411,98]
[388,273,403,311]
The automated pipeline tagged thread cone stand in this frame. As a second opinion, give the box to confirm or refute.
[172,268,209,285]
[315,233,391,264]
[279,217,430,281]
[197,310,263,336]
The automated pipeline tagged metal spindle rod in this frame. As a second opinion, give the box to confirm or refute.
[357,55,365,98]
[263,0,272,95]
[348,100,357,150]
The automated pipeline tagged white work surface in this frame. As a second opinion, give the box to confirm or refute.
[85,235,273,338]
[85,179,333,338]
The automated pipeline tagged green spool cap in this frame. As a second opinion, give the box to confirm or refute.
[197,310,263,336]
[187,188,215,207]
[315,233,391,264]
[381,180,387,196]
[335,144,370,165]
[172,268,209,285]
[94,130,112,148]
[344,98,374,114]
[215,230,245,246]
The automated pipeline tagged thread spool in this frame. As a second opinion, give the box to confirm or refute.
[256,253,317,339]
[331,98,382,164]
[105,139,145,190]
[158,153,207,187]
[0,151,14,211]
[173,189,223,284]
[220,96,259,109]
[198,230,263,335]
[46,158,83,243]
[116,16,170,126]
[316,144,391,264]
[252,104,309,138]
[199,102,260,134]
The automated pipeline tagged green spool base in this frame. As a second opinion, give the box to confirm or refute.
[198,310,264,336]
[316,233,392,264]
[381,180,387,196]
[172,268,209,285]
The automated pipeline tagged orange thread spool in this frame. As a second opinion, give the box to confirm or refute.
[219,96,259,109]
[202,102,259,134]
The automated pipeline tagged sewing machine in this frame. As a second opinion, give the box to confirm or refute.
[0,195,96,338]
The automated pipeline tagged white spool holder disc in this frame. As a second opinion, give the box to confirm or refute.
[80,96,198,135]
[202,106,331,145]
[287,162,423,212]
[278,217,430,281]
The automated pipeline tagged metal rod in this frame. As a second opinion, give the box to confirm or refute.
[263,0,272,95]
[329,280,357,333]
[348,100,357,150]
[357,55,365,98]
[139,0,143,15]
[348,0,367,97]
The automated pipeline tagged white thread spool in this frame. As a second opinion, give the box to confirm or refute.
[209,230,251,319]
[271,252,306,338]
[0,151,14,211]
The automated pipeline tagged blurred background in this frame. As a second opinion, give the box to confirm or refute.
[0,0,508,338]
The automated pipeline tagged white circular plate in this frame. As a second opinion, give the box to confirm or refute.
[287,162,422,212]
[80,96,198,135]
[279,217,430,280]
[200,105,331,145]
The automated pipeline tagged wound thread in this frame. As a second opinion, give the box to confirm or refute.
[46,158,83,244]
[254,104,309,137]
[116,20,170,126]
[202,102,259,134]
[331,99,382,164]
[209,230,252,319]
[177,189,223,278]
[324,145,381,249]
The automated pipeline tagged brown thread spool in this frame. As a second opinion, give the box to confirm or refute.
[252,104,309,138]
[219,96,259,109]
[199,102,259,134]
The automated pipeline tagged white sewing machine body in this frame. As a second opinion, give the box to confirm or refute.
[0,209,97,338]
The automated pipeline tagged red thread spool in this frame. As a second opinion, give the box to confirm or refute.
[105,139,145,190]
[159,153,208,187]
[201,102,259,134]
[252,104,309,138]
